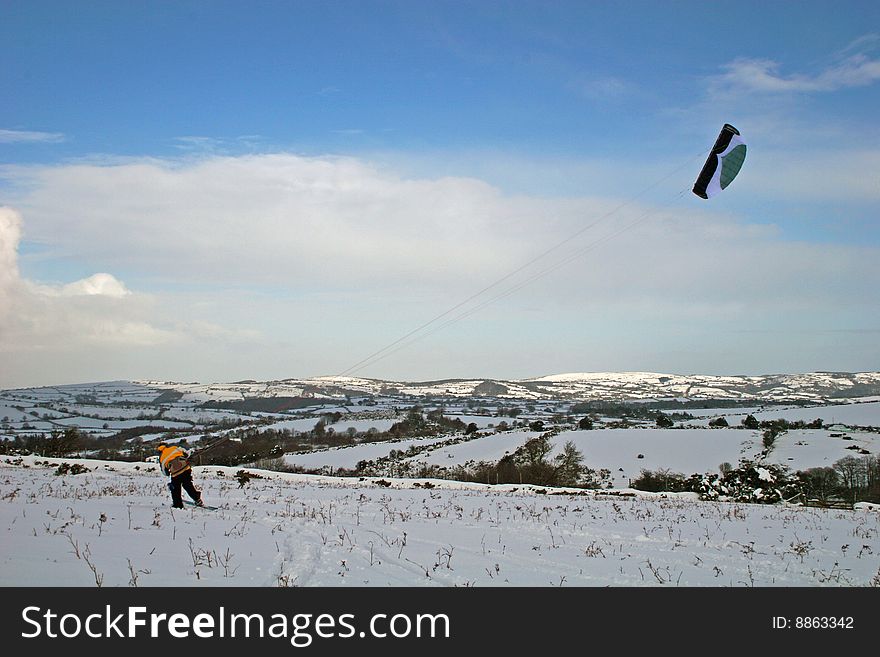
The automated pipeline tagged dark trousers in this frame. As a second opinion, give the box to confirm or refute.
[169,470,201,508]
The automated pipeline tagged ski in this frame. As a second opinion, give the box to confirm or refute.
[183,500,219,510]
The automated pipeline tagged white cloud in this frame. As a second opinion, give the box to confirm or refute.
[1,152,878,386]
[55,273,131,298]
[0,207,175,356]
[0,206,22,286]
[0,206,280,386]
[712,50,880,95]
[0,129,65,144]
[4,153,879,310]
[721,55,880,93]
[4,154,544,291]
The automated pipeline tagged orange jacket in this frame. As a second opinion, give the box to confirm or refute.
[158,445,191,477]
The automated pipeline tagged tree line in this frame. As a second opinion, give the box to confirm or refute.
[632,453,880,506]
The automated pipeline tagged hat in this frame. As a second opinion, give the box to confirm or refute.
[156,443,167,451]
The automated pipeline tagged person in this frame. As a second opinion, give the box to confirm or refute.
[156,443,203,508]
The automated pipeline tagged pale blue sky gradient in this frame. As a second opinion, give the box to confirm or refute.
[1,1,878,386]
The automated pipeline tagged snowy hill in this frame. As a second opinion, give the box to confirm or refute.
[4,371,880,406]
[3,373,880,484]
[1,456,878,587]
[269,370,880,402]
[521,371,880,401]
[3,371,880,588]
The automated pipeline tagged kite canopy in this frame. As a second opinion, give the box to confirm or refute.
[692,124,747,199]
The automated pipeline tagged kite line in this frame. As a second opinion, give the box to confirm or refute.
[337,150,710,378]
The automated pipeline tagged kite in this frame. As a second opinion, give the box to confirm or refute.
[692,124,747,199]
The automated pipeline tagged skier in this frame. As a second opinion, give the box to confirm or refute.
[156,443,204,508]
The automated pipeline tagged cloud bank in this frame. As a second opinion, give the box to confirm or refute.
[0,207,174,354]
[1,152,878,386]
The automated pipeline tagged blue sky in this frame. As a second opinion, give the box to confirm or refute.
[1,1,879,386]
[4,2,877,160]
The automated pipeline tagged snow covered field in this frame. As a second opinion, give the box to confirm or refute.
[3,377,880,590]
[284,426,758,481]
[281,425,880,487]
[267,417,398,434]
[284,434,457,470]
[1,456,878,588]
[4,377,880,490]
[765,429,880,470]
[684,401,880,427]
[546,428,762,486]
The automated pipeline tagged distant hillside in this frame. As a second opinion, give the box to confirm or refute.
[200,396,327,413]
[5,371,880,404]
[274,371,880,403]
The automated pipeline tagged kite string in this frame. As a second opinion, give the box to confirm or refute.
[338,188,654,377]
[338,152,707,378]
[352,188,692,373]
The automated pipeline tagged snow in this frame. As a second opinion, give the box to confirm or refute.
[327,418,398,433]
[401,428,763,487]
[448,414,498,428]
[686,402,880,428]
[155,408,252,423]
[752,402,880,426]
[0,404,42,422]
[554,428,764,486]
[256,424,880,484]
[2,456,878,587]
[764,429,880,470]
[685,406,769,419]
[408,430,541,468]
[267,418,333,433]
[50,404,155,420]
[52,417,192,430]
[756,467,774,482]
[284,435,454,470]
[530,371,671,383]
[4,375,880,588]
